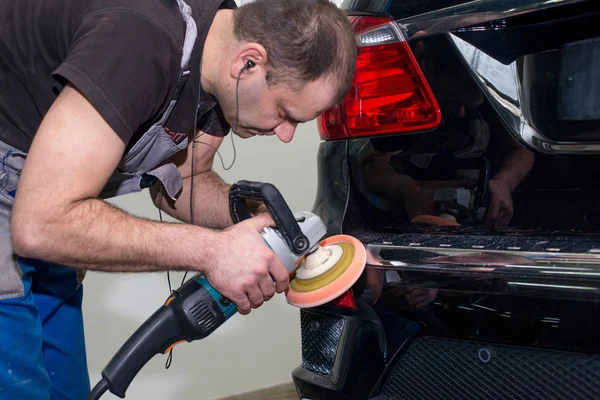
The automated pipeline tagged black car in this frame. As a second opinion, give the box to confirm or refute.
[293,0,600,399]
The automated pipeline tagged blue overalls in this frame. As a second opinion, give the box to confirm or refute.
[0,0,198,398]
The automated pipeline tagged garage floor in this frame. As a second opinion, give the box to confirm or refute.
[218,383,298,400]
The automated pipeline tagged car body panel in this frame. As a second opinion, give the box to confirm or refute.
[294,1,600,398]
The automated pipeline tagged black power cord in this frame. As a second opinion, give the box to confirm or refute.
[86,379,108,400]
[160,61,244,370]
[178,65,243,287]
[158,187,176,370]
[88,16,246,400]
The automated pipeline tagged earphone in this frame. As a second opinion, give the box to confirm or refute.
[241,60,255,72]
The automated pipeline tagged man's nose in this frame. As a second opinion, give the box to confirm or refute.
[273,121,297,143]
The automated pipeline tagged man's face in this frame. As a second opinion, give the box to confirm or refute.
[222,72,338,143]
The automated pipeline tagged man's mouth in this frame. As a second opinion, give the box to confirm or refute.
[247,129,274,136]
[234,126,283,140]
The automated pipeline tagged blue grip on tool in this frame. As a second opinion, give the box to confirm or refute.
[193,276,238,319]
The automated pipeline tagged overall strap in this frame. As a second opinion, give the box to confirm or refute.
[157,0,198,125]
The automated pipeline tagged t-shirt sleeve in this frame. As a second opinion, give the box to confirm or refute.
[197,105,230,137]
[52,9,181,145]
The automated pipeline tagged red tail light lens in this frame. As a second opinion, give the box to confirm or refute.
[319,103,346,138]
[318,16,441,140]
[329,289,357,310]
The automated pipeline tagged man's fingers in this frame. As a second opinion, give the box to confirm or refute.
[245,212,276,232]
[246,286,264,309]
[258,275,276,301]
[269,259,290,294]
[256,204,269,215]
[235,295,252,315]
[484,202,499,227]
[499,208,513,228]
[497,211,508,228]
[411,294,429,307]
[495,199,513,228]
[404,288,419,301]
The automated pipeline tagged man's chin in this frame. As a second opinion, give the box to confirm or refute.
[232,129,254,139]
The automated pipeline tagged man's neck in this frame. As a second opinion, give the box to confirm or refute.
[201,9,234,96]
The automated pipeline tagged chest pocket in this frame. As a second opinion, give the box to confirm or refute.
[100,0,197,201]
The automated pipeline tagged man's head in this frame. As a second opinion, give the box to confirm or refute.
[206,0,356,143]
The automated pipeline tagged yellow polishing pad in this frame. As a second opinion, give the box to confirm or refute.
[290,241,355,293]
[286,235,367,309]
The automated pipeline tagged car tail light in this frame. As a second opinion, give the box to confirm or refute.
[318,16,441,140]
[329,289,357,310]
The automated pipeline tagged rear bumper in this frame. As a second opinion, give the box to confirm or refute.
[372,334,600,399]
[297,141,600,398]
[295,309,600,399]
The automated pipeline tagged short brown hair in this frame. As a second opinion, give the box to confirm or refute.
[233,0,357,104]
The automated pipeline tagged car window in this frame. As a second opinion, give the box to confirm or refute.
[388,0,474,19]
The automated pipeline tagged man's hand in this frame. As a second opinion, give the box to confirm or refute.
[381,287,439,310]
[403,179,474,220]
[483,139,534,230]
[204,213,289,314]
[484,179,514,229]
[250,201,269,216]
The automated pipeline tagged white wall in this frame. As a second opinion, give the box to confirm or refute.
[83,120,321,400]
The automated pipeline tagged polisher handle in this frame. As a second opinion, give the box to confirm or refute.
[98,276,232,398]
[100,304,184,398]
[229,180,309,255]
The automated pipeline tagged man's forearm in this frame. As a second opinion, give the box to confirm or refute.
[12,197,220,273]
[152,170,234,229]
[494,147,535,192]
[363,158,419,205]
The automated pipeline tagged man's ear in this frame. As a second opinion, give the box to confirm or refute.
[230,42,268,79]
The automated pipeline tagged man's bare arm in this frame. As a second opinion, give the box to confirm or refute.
[493,146,535,192]
[11,84,222,273]
[150,132,263,229]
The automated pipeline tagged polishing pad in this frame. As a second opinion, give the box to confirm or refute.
[411,214,462,227]
[286,235,366,309]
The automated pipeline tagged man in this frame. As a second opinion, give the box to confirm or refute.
[359,31,533,229]
[0,0,357,398]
